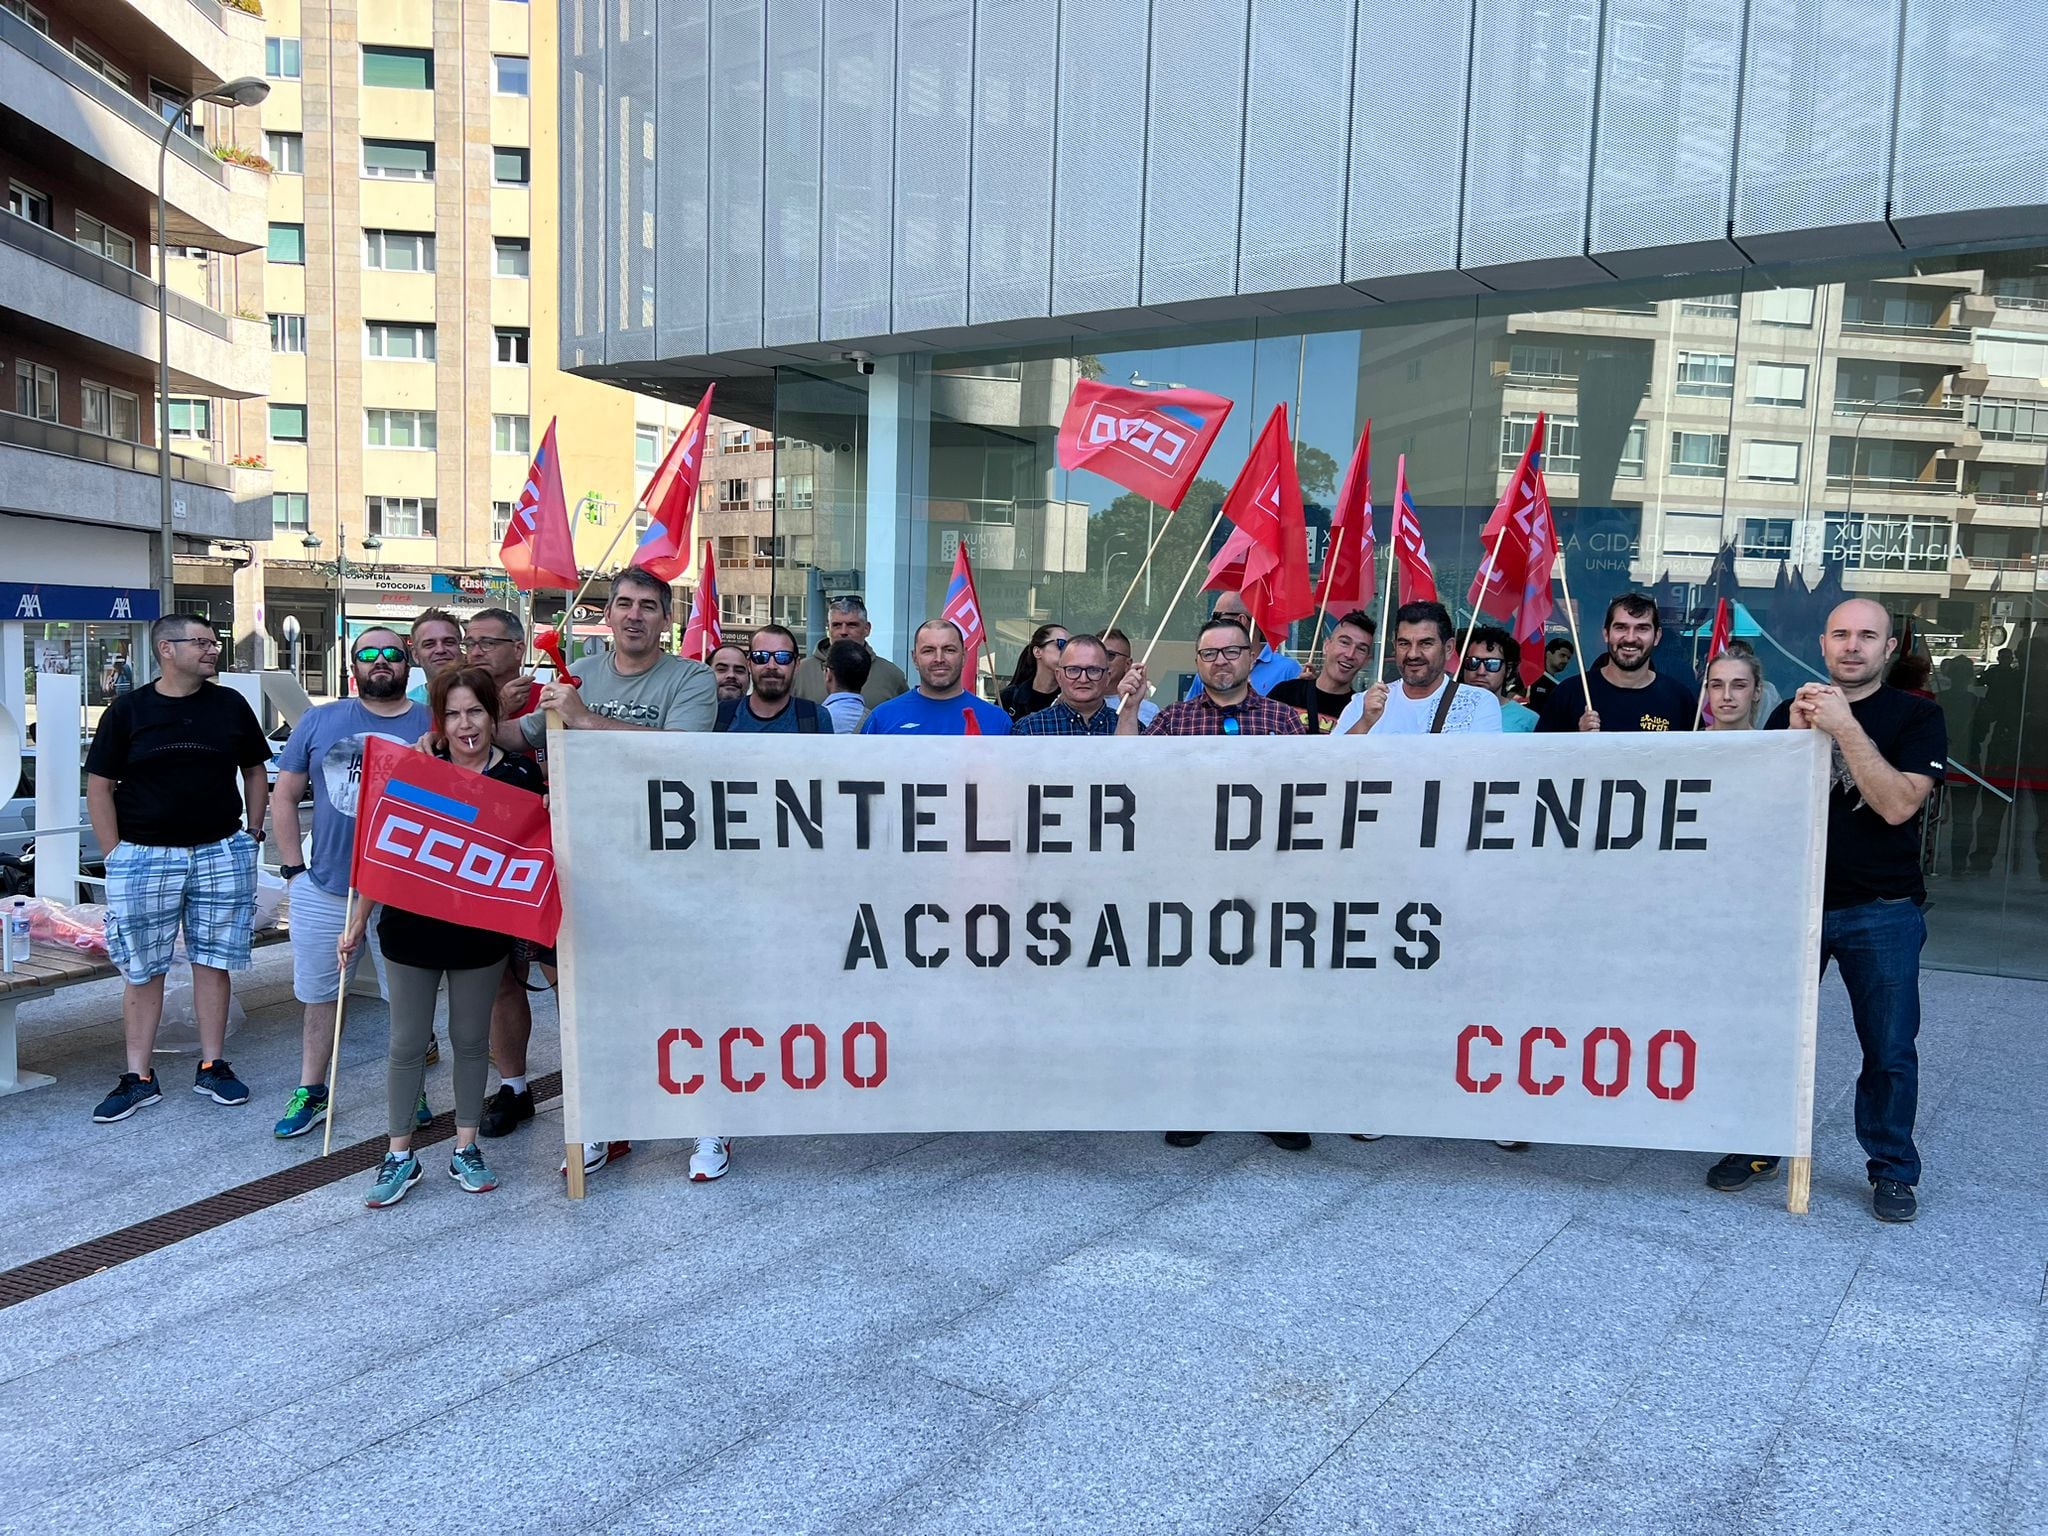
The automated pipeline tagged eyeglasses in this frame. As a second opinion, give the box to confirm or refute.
[1103,649,1130,664]
[750,649,797,665]
[354,645,407,664]
[1462,656,1505,674]
[462,636,517,651]
[1059,664,1107,681]
[166,637,222,651]
[1196,644,1251,663]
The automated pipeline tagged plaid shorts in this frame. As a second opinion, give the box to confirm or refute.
[103,832,259,985]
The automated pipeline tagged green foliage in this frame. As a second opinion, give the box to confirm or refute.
[1063,477,1230,639]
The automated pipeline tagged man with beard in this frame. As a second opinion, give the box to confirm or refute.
[716,625,833,734]
[1336,601,1502,734]
[1536,593,1695,732]
[1708,599,1947,1224]
[860,619,1012,734]
[1268,610,1375,733]
[1185,590,1303,699]
[709,643,752,703]
[268,627,434,1137]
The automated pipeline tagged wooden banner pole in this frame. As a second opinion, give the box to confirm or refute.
[1138,504,1233,670]
[543,704,587,1201]
[1104,504,1177,640]
[320,887,358,1158]
[1786,1156,1812,1214]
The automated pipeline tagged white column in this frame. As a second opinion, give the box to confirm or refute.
[33,672,82,901]
[862,356,931,668]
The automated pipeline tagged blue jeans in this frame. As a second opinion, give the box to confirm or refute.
[1821,898,1926,1185]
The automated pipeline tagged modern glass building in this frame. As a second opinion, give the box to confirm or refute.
[558,0,2048,978]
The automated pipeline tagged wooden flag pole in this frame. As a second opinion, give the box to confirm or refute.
[319,887,359,1158]
[1457,522,1513,667]
[1373,548,1396,681]
[556,497,645,643]
[1308,527,1346,670]
[1553,547,1593,714]
[1138,504,1233,670]
[1104,504,1177,639]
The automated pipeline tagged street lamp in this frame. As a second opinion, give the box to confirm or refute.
[300,529,383,694]
[1839,387,1930,573]
[156,75,272,619]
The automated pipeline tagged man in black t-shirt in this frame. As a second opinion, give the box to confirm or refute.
[1535,593,1696,733]
[84,615,273,1125]
[1268,610,1374,734]
[1706,599,1947,1224]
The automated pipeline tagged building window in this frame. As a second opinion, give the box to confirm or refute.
[1675,351,1735,397]
[270,403,308,442]
[365,408,437,449]
[1617,422,1647,479]
[1507,343,1568,380]
[264,131,304,175]
[1741,440,1802,484]
[1669,431,1728,478]
[268,223,306,264]
[265,36,301,79]
[493,55,530,95]
[1971,397,2048,444]
[1680,293,1738,318]
[1499,413,1578,474]
[362,139,434,181]
[1977,334,2048,379]
[635,426,661,469]
[493,238,529,277]
[361,46,433,90]
[270,313,307,354]
[365,321,436,360]
[7,182,52,229]
[83,381,133,439]
[1747,362,1809,409]
[272,492,309,531]
[1833,439,1936,485]
[165,396,209,438]
[492,414,530,454]
[491,501,515,542]
[3,1,50,34]
[720,426,753,451]
[363,229,435,272]
[721,478,749,507]
[1752,287,1814,327]
[493,147,530,186]
[74,214,137,270]
[1740,518,1794,560]
[366,496,437,539]
[494,327,529,365]
[787,474,815,511]
[70,41,129,90]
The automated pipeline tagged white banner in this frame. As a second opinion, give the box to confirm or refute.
[551,732,1828,1155]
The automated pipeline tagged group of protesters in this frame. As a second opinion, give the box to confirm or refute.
[80,569,1946,1224]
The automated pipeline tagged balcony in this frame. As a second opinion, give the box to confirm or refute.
[55,0,262,91]
[1958,492,2047,530]
[1833,316,1974,363]
[0,408,270,540]
[1950,556,2042,593]
[1831,398,1966,425]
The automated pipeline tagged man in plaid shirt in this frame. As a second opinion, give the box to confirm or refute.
[1114,613,1308,738]
[1013,635,1121,736]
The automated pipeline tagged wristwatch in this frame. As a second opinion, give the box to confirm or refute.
[279,863,308,880]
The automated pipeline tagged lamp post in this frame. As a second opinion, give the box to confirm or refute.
[156,75,271,619]
[1842,387,1929,573]
[299,529,383,695]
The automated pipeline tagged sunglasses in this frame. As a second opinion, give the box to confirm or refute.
[1462,656,1505,673]
[750,649,797,665]
[1042,636,1069,651]
[354,645,407,664]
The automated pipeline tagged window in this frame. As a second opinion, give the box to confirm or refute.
[635,426,660,469]
[363,229,435,272]
[3,2,51,34]
[1752,287,1814,327]
[1740,518,1794,560]
[493,147,530,186]
[1499,413,1578,474]
[272,492,309,531]
[493,55,530,95]
[720,427,752,451]
[269,314,306,354]
[150,82,199,142]
[7,182,52,229]
[82,383,141,442]
[18,361,58,421]
[165,397,210,438]
[1741,440,1802,484]
[1675,351,1735,397]
[365,496,437,539]
[782,474,816,511]
[493,238,529,277]
[722,478,749,506]
[1841,287,1942,331]
[361,46,433,90]
[491,501,515,542]
[265,131,304,175]
[70,41,128,90]
[365,408,437,448]
[362,139,434,181]
[1669,431,1728,478]
[492,414,530,454]
[1972,397,2048,444]
[494,327,529,365]
[1680,293,1738,318]
[1976,334,2048,379]
[365,321,436,360]
[1833,439,1937,485]
[1617,422,1647,480]
[1747,362,1808,409]
[265,37,302,79]
[74,214,136,270]
[1508,343,1568,379]
[268,223,306,264]
[269,403,308,442]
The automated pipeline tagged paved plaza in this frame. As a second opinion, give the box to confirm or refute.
[0,952,2041,1535]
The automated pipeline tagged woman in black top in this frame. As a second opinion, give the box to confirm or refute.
[998,623,1068,720]
[340,666,544,1207]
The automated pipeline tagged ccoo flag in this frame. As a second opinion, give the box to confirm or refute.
[1202,404,1313,649]
[630,384,715,584]
[1311,423,1375,613]
[941,540,988,678]
[681,540,721,661]
[351,737,559,946]
[499,418,579,591]
[1390,455,1436,605]
[1056,380,1233,510]
[1469,411,1547,619]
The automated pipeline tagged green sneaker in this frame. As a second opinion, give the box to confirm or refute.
[365,1151,422,1208]
[273,1086,330,1139]
[415,1091,432,1129]
[449,1143,499,1194]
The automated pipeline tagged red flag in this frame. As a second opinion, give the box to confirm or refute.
[1311,423,1375,613]
[961,708,983,736]
[1202,405,1312,649]
[941,540,987,679]
[1704,597,1733,666]
[1470,411,1546,618]
[351,737,559,946]
[1506,474,1560,690]
[630,385,714,583]
[499,418,579,592]
[681,540,721,661]
[1390,455,1436,605]
[1056,380,1233,510]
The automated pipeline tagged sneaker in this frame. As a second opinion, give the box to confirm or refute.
[365,1151,423,1208]
[1163,1131,1208,1148]
[1872,1178,1917,1224]
[273,1085,330,1138]
[1706,1154,1780,1192]
[423,1035,440,1066]
[1494,1140,1529,1151]
[449,1143,499,1194]
[1348,1134,1383,1142]
[559,1140,631,1177]
[92,1072,162,1123]
[1262,1132,1311,1152]
[478,1084,534,1138]
[194,1059,249,1106]
[688,1136,732,1182]
[415,1090,432,1129]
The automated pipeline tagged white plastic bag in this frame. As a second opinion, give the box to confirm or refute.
[153,939,247,1055]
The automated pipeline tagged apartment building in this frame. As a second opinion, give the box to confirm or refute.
[0,0,272,710]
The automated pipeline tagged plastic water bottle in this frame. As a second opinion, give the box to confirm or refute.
[2,899,28,970]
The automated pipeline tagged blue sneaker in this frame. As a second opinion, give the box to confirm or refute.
[194,1059,249,1106]
[273,1086,330,1138]
[92,1072,162,1123]
[365,1152,423,1208]
[449,1143,499,1193]
[415,1091,432,1129]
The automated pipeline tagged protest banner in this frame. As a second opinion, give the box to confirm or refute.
[548,731,1829,1209]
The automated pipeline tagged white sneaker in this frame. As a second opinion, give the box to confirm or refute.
[688,1136,731,1182]
[558,1140,612,1177]
[1348,1133,1383,1142]
[1494,1140,1529,1151]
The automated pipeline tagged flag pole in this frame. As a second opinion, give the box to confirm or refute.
[555,498,644,643]
[1308,526,1345,670]
[1441,521,1513,725]
[1553,545,1592,709]
[1104,503,1177,638]
[320,887,358,1157]
[1138,503,1233,670]
[1373,544,1395,681]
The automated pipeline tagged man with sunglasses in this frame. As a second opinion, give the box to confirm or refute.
[85,615,274,1124]
[1116,613,1306,740]
[267,628,435,1138]
[1335,601,1503,735]
[1461,625,1540,731]
[1014,635,1121,736]
[715,625,834,734]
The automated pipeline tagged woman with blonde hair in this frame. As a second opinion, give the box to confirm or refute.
[1703,648,1764,730]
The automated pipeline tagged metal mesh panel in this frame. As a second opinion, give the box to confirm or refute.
[1460,0,1601,271]
[1240,0,1350,296]
[654,0,711,361]
[822,0,896,339]
[709,0,767,353]
[763,0,825,347]
[561,0,606,368]
[1051,0,1146,315]
[1140,0,1247,305]
[1345,0,1471,282]
[609,0,658,362]
[893,0,972,332]
[968,0,1056,325]
[1893,0,2048,226]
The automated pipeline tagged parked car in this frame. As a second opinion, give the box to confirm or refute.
[0,749,100,866]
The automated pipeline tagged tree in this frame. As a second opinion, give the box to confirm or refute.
[1294,442,1339,505]
[1065,478,1231,639]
